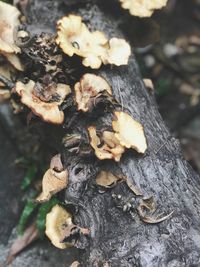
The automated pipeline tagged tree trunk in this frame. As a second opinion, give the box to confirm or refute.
[16,0,200,266]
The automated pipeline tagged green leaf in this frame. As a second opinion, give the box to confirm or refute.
[17,199,38,235]
[21,165,38,190]
[36,198,60,237]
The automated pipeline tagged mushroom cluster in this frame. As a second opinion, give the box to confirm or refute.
[56,15,131,69]
[119,0,168,17]
[0,3,151,252]
[88,111,147,161]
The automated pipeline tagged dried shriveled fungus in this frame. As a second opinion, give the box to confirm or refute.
[119,0,168,17]
[74,73,112,112]
[36,154,68,202]
[45,204,73,249]
[112,111,147,153]
[56,15,131,69]
[137,197,173,224]
[0,1,21,54]
[88,127,125,161]
[15,80,71,124]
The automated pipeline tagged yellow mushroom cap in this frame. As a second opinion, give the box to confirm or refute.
[112,111,147,153]
[119,0,168,17]
[88,126,125,162]
[36,169,68,203]
[15,80,71,124]
[56,14,131,69]
[0,1,21,53]
[45,204,72,249]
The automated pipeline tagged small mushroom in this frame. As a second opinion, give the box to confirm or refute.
[0,1,21,53]
[96,171,122,188]
[56,15,131,69]
[45,204,72,249]
[143,78,154,90]
[112,111,147,153]
[15,80,71,124]
[119,0,168,18]
[74,73,112,112]
[88,127,125,161]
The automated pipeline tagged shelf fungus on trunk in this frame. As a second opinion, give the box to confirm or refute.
[112,111,147,153]
[119,0,168,17]
[15,79,71,124]
[45,204,73,249]
[0,1,24,71]
[56,15,131,69]
[36,154,68,202]
[88,126,125,161]
[74,73,112,112]
[45,205,90,249]
[96,170,123,188]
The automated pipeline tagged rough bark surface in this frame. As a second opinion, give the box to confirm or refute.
[12,0,200,266]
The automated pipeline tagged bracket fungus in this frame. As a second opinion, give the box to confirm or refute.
[119,0,168,17]
[88,127,125,161]
[15,79,71,124]
[74,73,112,112]
[112,111,147,153]
[36,154,68,202]
[56,15,131,69]
[45,204,73,249]
[96,171,123,188]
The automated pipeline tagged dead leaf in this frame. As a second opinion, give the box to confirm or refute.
[5,223,39,266]
[96,171,123,188]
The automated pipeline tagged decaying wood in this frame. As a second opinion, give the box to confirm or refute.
[4,0,200,266]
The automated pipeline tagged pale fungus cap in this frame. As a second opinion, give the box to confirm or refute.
[88,126,125,162]
[36,169,68,203]
[112,111,147,153]
[15,80,71,124]
[96,171,122,187]
[56,15,131,68]
[45,204,72,249]
[102,38,131,66]
[119,0,168,17]
[3,53,24,71]
[0,1,21,53]
[74,73,112,112]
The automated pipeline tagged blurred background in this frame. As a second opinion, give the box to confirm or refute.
[0,0,200,265]
[134,0,200,173]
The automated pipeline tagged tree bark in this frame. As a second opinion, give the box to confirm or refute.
[16,0,200,266]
